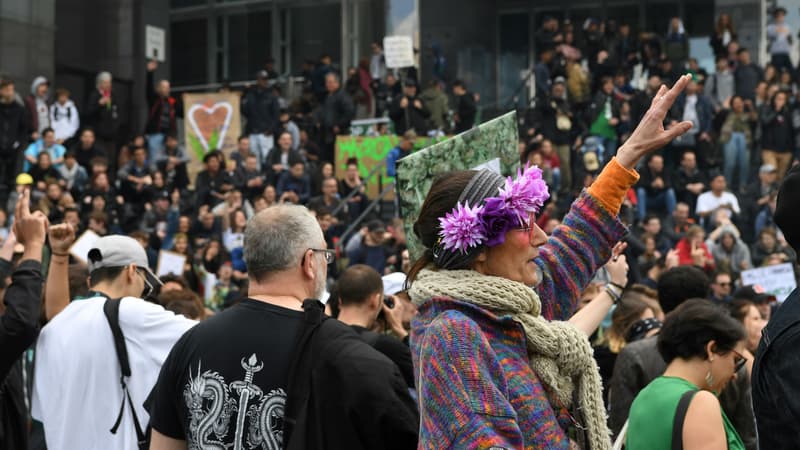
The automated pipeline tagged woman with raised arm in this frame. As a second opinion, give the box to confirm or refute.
[407,75,693,449]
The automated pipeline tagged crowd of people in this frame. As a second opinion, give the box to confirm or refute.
[1,8,800,450]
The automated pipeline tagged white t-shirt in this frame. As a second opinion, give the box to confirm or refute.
[695,190,741,218]
[32,296,196,450]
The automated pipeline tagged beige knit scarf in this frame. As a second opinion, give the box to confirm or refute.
[409,268,611,450]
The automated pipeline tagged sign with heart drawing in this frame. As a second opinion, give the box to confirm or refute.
[182,92,242,187]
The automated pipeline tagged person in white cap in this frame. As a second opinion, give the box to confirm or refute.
[32,233,195,450]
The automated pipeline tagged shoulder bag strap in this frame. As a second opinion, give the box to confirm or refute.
[102,298,148,449]
[671,389,699,450]
[282,299,326,450]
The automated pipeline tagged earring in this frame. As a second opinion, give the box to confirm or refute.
[705,370,715,388]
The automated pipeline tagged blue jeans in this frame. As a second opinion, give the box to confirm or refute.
[601,137,617,165]
[250,133,275,171]
[723,132,749,191]
[146,133,165,164]
[551,167,561,193]
[637,187,677,221]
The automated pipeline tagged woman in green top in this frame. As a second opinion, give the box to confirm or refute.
[627,299,748,450]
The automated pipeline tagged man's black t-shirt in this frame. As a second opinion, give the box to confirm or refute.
[147,299,303,449]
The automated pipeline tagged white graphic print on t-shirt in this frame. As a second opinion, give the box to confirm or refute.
[183,354,286,450]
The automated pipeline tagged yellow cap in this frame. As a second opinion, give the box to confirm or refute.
[15,173,33,185]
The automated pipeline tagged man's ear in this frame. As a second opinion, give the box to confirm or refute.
[301,249,316,279]
[126,265,138,284]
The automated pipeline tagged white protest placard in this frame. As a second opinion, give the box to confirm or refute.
[740,263,798,303]
[69,230,101,264]
[156,250,187,277]
[383,36,415,69]
[146,25,166,62]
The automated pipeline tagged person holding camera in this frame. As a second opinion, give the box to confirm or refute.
[335,264,414,389]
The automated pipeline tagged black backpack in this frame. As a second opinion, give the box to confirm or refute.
[103,298,150,450]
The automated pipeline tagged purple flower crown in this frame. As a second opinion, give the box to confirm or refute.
[438,165,550,253]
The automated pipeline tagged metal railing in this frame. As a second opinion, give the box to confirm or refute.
[330,158,388,219]
[336,182,397,255]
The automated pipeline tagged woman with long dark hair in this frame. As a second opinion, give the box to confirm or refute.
[407,75,694,448]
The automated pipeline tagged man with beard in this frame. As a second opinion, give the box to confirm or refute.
[148,205,418,450]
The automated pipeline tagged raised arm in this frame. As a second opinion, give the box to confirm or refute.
[536,74,693,321]
[568,244,629,335]
[44,223,76,321]
[0,190,48,380]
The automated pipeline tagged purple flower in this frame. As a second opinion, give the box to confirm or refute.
[438,201,486,253]
[498,165,550,222]
[481,197,520,247]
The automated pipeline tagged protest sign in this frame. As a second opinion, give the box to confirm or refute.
[383,36,415,69]
[182,92,242,187]
[350,117,393,136]
[740,263,797,303]
[396,111,520,259]
[335,135,443,200]
[69,230,101,264]
[157,250,187,277]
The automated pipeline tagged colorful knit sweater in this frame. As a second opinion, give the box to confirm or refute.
[411,190,629,449]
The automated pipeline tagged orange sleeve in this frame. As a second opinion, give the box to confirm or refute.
[586,157,640,216]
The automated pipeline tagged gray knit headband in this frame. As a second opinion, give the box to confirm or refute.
[432,169,505,269]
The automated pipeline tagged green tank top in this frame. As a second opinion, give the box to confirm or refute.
[626,376,745,450]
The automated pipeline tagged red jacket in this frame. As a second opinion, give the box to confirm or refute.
[674,237,715,271]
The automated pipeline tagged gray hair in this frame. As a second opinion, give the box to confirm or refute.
[96,71,112,87]
[244,204,323,282]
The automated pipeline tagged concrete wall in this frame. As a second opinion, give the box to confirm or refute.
[54,0,170,138]
[716,0,766,64]
[0,0,56,86]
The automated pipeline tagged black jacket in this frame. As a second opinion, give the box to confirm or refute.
[145,70,182,135]
[530,95,573,145]
[320,89,355,137]
[760,106,795,153]
[389,94,430,136]
[283,301,418,450]
[241,87,280,135]
[609,336,757,450]
[0,100,28,156]
[752,286,800,450]
[84,88,120,140]
[453,92,477,135]
[0,260,43,450]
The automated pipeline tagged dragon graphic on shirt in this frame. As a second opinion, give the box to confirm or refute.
[183,356,286,450]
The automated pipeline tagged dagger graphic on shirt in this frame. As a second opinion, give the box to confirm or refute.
[232,353,264,450]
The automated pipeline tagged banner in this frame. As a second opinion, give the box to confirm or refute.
[335,135,443,201]
[182,92,242,187]
[395,111,520,259]
[740,263,798,303]
[350,117,393,137]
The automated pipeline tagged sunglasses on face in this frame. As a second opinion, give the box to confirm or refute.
[135,267,155,299]
[731,349,748,373]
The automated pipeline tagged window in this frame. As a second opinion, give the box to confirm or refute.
[171,0,206,8]
[171,19,208,85]
[227,11,272,82]
[498,13,530,108]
